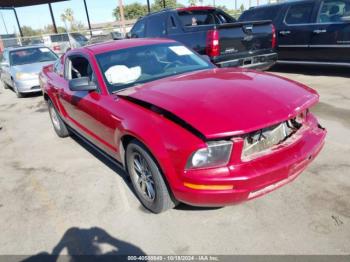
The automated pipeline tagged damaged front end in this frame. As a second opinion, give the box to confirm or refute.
[242,111,308,160]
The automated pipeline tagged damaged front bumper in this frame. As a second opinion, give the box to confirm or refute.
[173,112,327,206]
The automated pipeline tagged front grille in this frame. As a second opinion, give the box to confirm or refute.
[242,118,303,160]
[31,86,40,90]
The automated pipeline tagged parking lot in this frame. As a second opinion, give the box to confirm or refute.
[0,65,349,257]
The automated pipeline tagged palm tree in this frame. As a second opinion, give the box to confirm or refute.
[60,8,74,31]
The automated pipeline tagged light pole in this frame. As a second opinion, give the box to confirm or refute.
[118,0,126,36]
[0,10,9,34]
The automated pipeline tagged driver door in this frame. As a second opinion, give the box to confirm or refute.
[60,54,116,154]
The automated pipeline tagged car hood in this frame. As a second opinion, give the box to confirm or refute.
[12,61,56,75]
[118,68,319,139]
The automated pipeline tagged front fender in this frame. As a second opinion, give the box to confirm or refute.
[114,98,205,190]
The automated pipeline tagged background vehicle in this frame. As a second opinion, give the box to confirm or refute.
[42,33,88,55]
[40,39,326,213]
[87,32,123,45]
[0,45,58,98]
[239,0,350,66]
[128,6,277,69]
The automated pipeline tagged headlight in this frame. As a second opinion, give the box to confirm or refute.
[16,72,37,80]
[186,140,233,169]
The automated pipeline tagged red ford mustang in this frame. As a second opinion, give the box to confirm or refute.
[40,39,326,213]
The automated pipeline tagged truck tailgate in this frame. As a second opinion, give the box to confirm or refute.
[217,20,273,56]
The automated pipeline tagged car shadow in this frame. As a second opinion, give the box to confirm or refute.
[68,132,138,201]
[69,132,225,213]
[175,203,223,212]
[269,64,350,78]
[21,226,146,262]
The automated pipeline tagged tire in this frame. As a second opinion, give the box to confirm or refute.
[48,100,69,138]
[126,140,177,213]
[12,81,24,98]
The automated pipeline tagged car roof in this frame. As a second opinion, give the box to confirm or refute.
[248,0,313,10]
[84,38,177,55]
[5,45,48,52]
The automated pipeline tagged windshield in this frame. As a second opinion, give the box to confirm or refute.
[96,43,214,93]
[10,47,58,66]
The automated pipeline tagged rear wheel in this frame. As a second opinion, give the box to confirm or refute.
[48,100,69,138]
[126,140,177,213]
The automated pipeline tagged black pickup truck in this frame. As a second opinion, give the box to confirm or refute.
[239,0,350,67]
[128,6,277,70]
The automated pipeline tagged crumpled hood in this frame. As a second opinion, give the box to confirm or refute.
[119,68,319,139]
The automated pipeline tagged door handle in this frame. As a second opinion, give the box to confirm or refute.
[313,29,327,34]
[279,30,291,36]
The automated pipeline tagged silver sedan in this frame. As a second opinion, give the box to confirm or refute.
[0,45,58,98]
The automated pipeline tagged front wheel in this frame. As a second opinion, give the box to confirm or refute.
[126,140,177,213]
[48,100,69,137]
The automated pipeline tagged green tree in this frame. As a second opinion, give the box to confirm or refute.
[240,3,245,12]
[42,25,66,34]
[151,0,183,11]
[21,26,41,37]
[113,3,148,20]
[61,8,74,31]
[188,0,197,6]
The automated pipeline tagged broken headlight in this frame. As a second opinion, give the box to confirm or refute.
[186,141,233,169]
[242,112,306,159]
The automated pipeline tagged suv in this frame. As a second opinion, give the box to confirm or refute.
[239,0,350,67]
[42,33,88,55]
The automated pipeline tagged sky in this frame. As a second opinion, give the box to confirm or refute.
[0,0,270,34]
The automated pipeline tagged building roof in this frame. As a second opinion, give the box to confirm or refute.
[0,0,67,8]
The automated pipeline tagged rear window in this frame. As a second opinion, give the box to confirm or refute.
[285,3,314,24]
[50,34,69,43]
[178,9,235,26]
[239,6,281,21]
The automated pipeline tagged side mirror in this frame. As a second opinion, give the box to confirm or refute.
[69,77,97,91]
[126,32,132,39]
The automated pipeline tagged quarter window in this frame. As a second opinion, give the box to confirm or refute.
[285,3,314,24]
[317,0,350,23]
[130,20,146,38]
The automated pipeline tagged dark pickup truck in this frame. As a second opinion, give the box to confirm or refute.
[128,6,277,69]
[239,0,350,67]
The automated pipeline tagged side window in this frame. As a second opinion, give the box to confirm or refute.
[147,16,167,37]
[215,11,236,24]
[317,0,350,23]
[130,20,146,38]
[239,7,281,21]
[285,3,315,24]
[65,55,96,83]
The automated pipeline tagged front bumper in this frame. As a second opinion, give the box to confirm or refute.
[172,113,326,206]
[14,78,41,93]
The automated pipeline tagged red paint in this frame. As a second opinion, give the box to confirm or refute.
[41,39,326,207]
[271,24,277,49]
[177,6,215,12]
[206,29,220,57]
